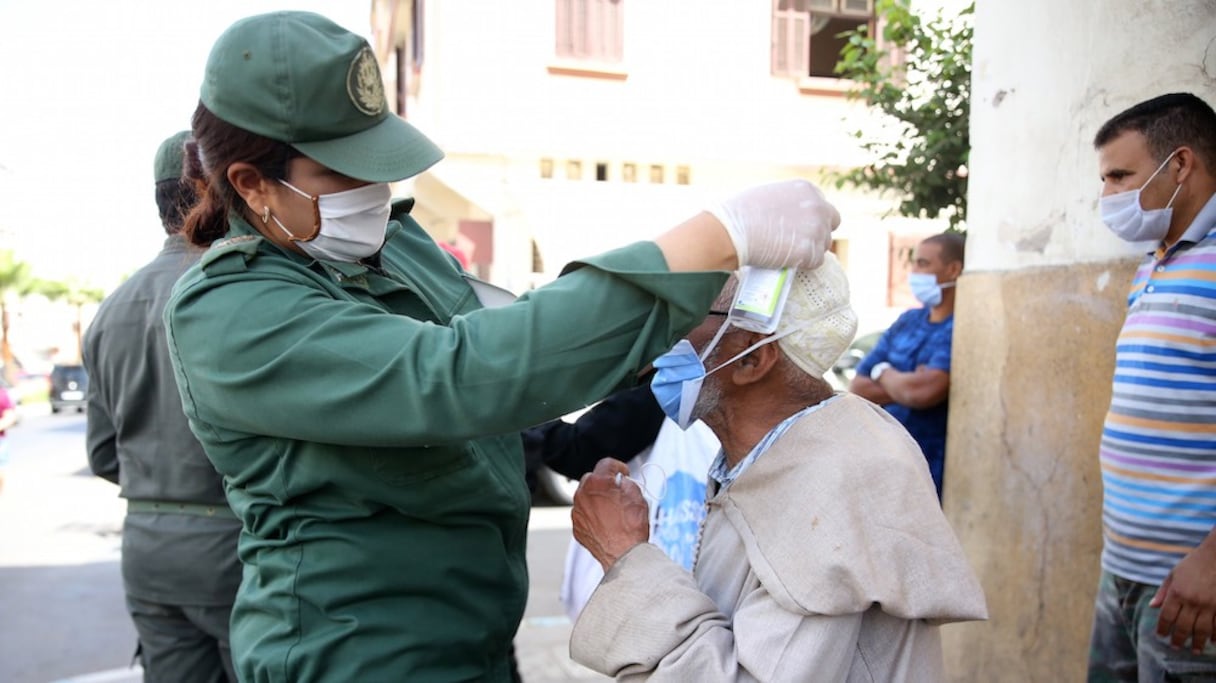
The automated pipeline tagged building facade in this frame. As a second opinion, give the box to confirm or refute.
[368,0,948,336]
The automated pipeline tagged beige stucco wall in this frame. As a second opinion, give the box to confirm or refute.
[945,0,1216,679]
[942,260,1135,681]
[966,0,1216,272]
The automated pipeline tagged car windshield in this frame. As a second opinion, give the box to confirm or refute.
[53,366,87,384]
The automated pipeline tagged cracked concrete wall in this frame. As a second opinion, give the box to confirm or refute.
[941,260,1136,681]
[940,1,1215,679]
[967,0,1216,272]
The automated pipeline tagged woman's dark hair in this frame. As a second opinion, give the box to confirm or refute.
[182,102,301,246]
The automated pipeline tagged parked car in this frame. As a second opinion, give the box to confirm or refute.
[50,364,88,414]
[826,329,885,391]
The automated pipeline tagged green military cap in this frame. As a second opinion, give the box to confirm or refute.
[153,130,191,183]
[200,11,443,183]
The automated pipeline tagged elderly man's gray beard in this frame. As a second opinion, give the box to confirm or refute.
[689,372,724,425]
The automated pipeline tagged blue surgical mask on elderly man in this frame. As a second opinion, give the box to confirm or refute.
[650,320,804,430]
[908,272,955,308]
[650,340,708,430]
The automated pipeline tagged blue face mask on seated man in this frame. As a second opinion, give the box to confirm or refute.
[908,272,955,308]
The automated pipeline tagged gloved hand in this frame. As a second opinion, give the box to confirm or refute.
[707,179,841,270]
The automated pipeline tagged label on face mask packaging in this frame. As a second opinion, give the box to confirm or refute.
[728,267,793,334]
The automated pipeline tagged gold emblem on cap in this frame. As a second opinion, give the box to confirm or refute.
[347,46,386,117]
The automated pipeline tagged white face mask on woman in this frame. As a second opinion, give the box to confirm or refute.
[271,180,393,262]
[1099,150,1183,244]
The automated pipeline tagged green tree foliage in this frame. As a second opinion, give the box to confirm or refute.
[833,0,973,230]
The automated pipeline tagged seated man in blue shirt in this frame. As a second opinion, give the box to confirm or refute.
[850,231,965,499]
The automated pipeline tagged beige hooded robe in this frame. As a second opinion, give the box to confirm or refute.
[571,394,987,682]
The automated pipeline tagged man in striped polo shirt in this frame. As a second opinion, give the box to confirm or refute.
[1088,93,1216,681]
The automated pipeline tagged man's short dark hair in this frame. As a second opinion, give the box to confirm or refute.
[155,178,198,235]
[1093,93,1216,172]
[923,231,965,265]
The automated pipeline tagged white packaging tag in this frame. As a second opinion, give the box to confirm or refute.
[728,267,793,334]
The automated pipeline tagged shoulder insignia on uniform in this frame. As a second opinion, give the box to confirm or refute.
[212,233,260,246]
[201,234,263,275]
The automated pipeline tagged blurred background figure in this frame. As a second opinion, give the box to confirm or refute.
[0,383,17,494]
[83,131,241,683]
[849,232,965,500]
[438,240,471,270]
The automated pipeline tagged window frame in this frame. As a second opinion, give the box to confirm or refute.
[771,0,876,85]
[555,0,624,63]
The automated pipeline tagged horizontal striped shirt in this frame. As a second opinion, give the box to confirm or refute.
[1100,193,1216,585]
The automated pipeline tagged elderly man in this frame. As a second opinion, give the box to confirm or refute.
[850,231,965,500]
[569,254,987,681]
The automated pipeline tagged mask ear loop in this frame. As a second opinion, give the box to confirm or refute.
[703,324,805,377]
[277,179,322,241]
[697,316,734,363]
[1164,181,1184,209]
[614,463,668,504]
[1141,149,1180,194]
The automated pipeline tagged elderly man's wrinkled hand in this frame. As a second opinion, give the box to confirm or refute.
[571,458,650,572]
[707,179,841,271]
[1152,541,1216,653]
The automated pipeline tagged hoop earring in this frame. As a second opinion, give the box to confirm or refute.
[261,206,270,224]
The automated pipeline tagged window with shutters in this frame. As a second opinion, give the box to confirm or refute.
[555,0,623,62]
[772,0,874,79]
[392,0,426,115]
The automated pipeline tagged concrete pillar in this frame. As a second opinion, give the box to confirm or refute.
[941,2,1216,680]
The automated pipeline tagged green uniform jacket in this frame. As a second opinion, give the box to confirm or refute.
[164,202,726,682]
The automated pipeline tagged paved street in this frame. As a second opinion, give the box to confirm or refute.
[0,407,608,683]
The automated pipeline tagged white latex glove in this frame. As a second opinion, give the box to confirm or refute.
[707,179,841,270]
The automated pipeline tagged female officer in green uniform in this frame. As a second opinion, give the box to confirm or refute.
[168,11,841,682]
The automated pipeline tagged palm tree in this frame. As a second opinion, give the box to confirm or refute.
[0,250,35,384]
[37,278,106,363]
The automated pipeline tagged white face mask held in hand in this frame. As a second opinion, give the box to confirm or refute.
[1099,150,1183,244]
[272,180,393,262]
